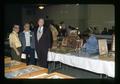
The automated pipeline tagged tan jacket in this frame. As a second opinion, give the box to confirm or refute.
[9,31,22,48]
[50,26,58,41]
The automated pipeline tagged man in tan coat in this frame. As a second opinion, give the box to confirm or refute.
[50,24,58,49]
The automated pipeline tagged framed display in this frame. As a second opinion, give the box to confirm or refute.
[43,72,73,79]
[5,65,48,79]
[98,39,108,56]
[5,60,27,73]
[28,73,49,79]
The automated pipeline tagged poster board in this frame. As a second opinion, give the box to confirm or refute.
[98,39,108,56]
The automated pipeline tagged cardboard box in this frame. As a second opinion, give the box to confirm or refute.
[5,65,48,79]
[5,60,27,73]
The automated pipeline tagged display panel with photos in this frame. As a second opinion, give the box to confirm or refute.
[98,39,108,56]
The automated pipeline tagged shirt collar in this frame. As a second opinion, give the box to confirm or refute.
[38,26,43,30]
[23,30,31,33]
[12,31,18,35]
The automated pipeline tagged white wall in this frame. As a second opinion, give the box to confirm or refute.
[22,4,114,33]
[35,5,87,28]
[87,5,114,33]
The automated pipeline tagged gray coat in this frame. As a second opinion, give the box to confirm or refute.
[19,31,35,52]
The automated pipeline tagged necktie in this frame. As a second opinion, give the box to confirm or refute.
[37,28,43,41]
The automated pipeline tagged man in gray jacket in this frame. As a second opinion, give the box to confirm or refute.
[19,23,35,65]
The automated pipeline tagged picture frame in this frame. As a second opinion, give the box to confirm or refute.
[5,60,27,73]
[5,65,48,79]
[98,39,108,56]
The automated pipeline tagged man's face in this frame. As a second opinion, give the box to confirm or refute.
[38,19,44,27]
[14,25,19,33]
[24,24,30,31]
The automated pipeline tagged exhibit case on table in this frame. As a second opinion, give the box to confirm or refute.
[43,72,74,79]
[5,60,27,73]
[5,65,48,79]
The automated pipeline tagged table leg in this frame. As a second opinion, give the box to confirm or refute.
[59,62,62,69]
[48,62,56,73]
[105,75,108,78]
[100,74,103,78]
[48,62,52,73]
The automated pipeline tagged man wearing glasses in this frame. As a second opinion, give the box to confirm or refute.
[9,24,22,61]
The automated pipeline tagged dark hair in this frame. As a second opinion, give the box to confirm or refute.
[13,24,19,29]
[24,22,30,25]
[37,18,44,21]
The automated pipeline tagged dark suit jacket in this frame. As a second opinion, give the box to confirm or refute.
[19,31,35,52]
[34,26,51,51]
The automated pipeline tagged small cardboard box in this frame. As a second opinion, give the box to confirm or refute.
[5,60,27,73]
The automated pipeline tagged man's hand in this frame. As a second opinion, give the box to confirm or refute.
[48,48,51,51]
[16,51,20,56]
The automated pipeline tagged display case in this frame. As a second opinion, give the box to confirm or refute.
[5,60,27,73]
[5,65,48,79]
[43,72,74,79]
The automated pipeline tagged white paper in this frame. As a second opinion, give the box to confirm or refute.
[21,53,26,59]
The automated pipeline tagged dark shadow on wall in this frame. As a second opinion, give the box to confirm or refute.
[4,4,22,40]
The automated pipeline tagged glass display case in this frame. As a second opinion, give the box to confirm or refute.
[5,65,48,79]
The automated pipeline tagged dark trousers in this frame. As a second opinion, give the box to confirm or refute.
[11,47,21,61]
[23,47,35,65]
[37,49,48,68]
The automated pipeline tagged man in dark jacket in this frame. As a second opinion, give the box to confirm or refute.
[19,23,36,65]
[34,18,51,68]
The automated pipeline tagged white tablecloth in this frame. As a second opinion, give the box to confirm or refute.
[47,52,115,78]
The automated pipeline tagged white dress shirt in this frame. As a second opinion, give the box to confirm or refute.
[24,31,31,46]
